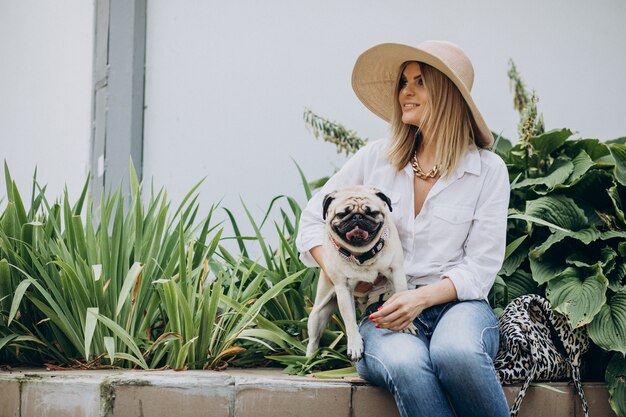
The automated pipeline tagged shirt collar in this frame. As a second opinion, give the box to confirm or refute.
[402,143,482,178]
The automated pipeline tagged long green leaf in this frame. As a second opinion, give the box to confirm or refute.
[90,310,148,369]
[84,307,99,360]
[588,290,626,355]
[116,262,143,317]
[8,280,31,325]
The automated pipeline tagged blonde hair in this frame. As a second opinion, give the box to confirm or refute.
[386,62,475,178]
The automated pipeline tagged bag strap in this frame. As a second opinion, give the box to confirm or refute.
[571,364,589,417]
[528,297,590,417]
[543,306,590,417]
[510,362,537,417]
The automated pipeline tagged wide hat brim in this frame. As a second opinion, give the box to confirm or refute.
[351,41,493,148]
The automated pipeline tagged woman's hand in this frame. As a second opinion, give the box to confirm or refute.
[369,278,458,331]
[368,289,428,331]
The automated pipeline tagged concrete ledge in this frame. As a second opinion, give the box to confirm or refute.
[0,368,616,417]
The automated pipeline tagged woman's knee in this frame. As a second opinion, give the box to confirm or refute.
[357,323,432,385]
[430,323,499,378]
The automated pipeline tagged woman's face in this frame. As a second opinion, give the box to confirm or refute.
[398,62,428,127]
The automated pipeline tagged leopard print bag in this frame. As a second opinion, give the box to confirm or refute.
[494,294,590,417]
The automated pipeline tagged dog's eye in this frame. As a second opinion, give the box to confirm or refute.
[365,207,380,216]
[337,208,352,218]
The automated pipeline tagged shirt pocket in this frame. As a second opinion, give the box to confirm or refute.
[428,204,474,259]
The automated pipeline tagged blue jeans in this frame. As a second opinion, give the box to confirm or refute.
[356,300,509,417]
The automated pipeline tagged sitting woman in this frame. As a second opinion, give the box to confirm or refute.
[296,40,511,417]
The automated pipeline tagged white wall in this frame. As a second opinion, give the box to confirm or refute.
[143,0,626,235]
[0,1,94,204]
[1,1,625,237]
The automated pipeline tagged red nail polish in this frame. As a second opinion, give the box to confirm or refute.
[377,306,383,311]
[375,324,380,328]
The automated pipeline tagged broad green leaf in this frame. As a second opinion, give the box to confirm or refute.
[567,170,614,212]
[528,128,572,160]
[601,231,626,241]
[511,158,573,191]
[608,144,626,186]
[608,263,626,292]
[606,354,626,417]
[84,307,99,360]
[530,228,601,259]
[566,246,617,270]
[567,150,595,184]
[116,262,143,317]
[504,270,538,300]
[546,266,608,328]
[588,291,626,355]
[530,256,567,284]
[525,195,588,231]
[564,138,610,161]
[607,137,626,145]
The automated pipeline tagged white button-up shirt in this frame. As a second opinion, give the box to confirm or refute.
[296,137,510,301]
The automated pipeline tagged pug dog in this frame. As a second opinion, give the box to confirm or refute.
[306,185,416,361]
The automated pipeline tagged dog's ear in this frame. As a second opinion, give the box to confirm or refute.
[375,191,393,212]
[322,192,336,220]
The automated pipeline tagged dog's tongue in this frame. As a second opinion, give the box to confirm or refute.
[346,226,369,241]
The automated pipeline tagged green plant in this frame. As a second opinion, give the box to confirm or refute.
[0,162,307,370]
[303,108,367,156]
[487,62,626,416]
[219,175,353,373]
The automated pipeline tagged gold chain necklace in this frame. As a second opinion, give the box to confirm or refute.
[411,151,439,179]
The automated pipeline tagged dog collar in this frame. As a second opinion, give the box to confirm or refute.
[328,227,388,265]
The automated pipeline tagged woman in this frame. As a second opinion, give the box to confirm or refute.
[296,40,511,417]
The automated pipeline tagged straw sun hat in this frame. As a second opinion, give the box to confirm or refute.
[351,40,493,148]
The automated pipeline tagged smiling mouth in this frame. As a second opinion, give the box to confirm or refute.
[402,103,420,111]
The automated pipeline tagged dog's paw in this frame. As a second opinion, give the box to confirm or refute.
[347,337,364,361]
[400,323,418,335]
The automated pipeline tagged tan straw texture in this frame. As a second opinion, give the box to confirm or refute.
[351,41,493,148]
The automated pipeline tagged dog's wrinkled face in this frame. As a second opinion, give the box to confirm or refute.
[323,186,392,248]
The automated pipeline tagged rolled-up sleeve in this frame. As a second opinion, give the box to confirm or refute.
[296,145,370,267]
[442,157,510,300]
